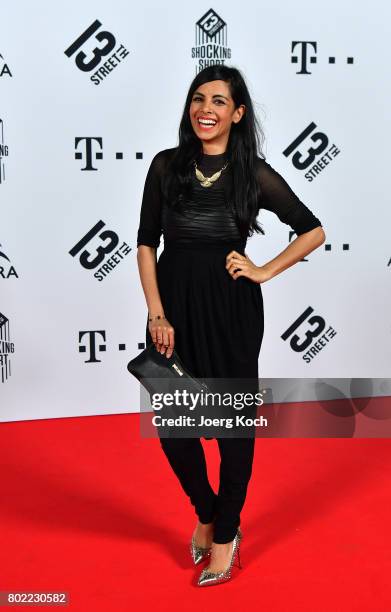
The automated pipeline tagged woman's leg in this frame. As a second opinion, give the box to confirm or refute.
[212,436,256,544]
[159,437,218,524]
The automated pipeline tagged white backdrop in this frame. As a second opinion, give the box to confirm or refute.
[1,0,390,422]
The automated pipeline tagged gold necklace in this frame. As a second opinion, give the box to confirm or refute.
[194,160,229,188]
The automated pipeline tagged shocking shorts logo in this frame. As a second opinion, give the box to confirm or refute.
[192,9,231,72]
[0,312,14,383]
[0,118,8,184]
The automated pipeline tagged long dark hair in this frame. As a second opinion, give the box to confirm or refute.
[162,64,267,238]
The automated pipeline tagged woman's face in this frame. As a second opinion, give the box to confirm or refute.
[189,79,245,149]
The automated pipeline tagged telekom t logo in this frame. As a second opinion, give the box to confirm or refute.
[291,41,354,74]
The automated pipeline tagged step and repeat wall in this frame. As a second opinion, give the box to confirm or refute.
[1,1,390,422]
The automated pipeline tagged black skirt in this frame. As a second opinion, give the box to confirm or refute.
[144,240,264,437]
[145,239,264,380]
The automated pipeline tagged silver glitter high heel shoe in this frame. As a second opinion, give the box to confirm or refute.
[190,532,212,565]
[197,527,242,586]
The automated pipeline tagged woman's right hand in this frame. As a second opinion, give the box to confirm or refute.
[148,317,175,358]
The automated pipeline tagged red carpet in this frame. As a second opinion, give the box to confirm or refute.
[0,413,390,611]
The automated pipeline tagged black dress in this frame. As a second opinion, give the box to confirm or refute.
[137,149,322,536]
[137,148,322,390]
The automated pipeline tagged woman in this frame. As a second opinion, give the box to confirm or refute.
[136,65,325,586]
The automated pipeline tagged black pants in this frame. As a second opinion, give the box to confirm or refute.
[158,436,255,544]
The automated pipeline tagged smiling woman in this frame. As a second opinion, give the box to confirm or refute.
[189,81,245,151]
[136,64,325,587]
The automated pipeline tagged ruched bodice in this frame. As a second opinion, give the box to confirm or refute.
[161,152,243,245]
[136,148,322,249]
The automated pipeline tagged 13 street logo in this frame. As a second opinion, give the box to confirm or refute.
[281,306,337,363]
[0,53,12,79]
[192,9,231,72]
[69,220,132,281]
[291,41,354,74]
[0,119,8,184]
[0,312,14,383]
[283,122,340,182]
[74,137,139,170]
[78,330,130,363]
[64,19,129,85]
[0,243,18,279]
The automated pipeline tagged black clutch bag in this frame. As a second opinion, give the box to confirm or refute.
[127,341,210,397]
[127,342,214,440]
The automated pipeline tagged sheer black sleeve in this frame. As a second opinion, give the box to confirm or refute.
[256,159,323,235]
[136,151,167,248]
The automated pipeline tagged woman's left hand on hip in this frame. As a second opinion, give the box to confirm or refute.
[225,250,271,283]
